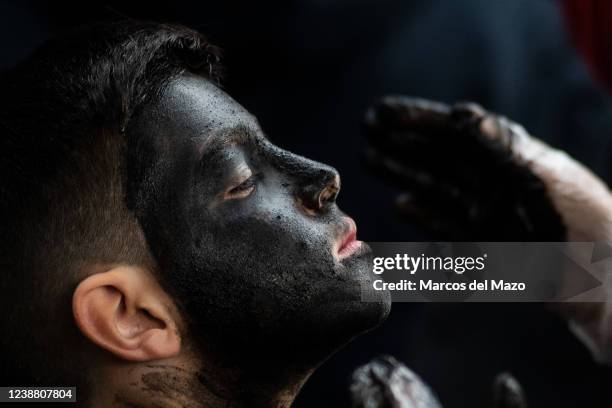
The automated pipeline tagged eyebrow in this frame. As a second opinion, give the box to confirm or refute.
[197,125,261,159]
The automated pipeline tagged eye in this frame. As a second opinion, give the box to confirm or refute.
[224,174,257,200]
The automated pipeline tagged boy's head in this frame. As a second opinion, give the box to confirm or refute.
[0,20,390,401]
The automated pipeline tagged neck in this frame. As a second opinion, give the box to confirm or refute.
[89,346,313,407]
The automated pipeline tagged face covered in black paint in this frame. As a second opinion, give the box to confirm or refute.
[127,73,390,371]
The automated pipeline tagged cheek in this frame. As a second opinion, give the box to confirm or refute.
[211,183,331,252]
[222,203,332,259]
[186,193,336,279]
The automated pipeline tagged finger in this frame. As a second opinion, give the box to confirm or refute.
[367,127,436,155]
[366,100,517,187]
[366,148,552,240]
[478,115,515,155]
[364,100,452,168]
[450,101,487,126]
[492,372,527,408]
[365,149,479,233]
[364,147,489,213]
[364,133,500,195]
[365,96,452,135]
[351,355,444,408]
[450,103,516,161]
[364,147,455,194]
[452,101,487,117]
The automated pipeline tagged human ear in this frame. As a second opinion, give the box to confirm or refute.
[72,266,181,362]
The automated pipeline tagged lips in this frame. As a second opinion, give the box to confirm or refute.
[336,217,363,261]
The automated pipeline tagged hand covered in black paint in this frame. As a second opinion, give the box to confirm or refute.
[365,96,612,363]
[350,356,443,408]
[350,357,528,408]
[364,96,590,241]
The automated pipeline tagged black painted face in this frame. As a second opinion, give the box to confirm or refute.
[127,73,390,370]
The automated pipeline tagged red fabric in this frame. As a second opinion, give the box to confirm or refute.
[562,0,612,89]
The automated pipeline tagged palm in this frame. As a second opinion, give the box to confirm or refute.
[364,96,566,241]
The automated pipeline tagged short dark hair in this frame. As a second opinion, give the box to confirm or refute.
[0,20,222,389]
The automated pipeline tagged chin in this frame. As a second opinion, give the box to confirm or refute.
[345,256,392,336]
[340,249,392,327]
[342,298,390,345]
[346,280,392,334]
[296,292,391,366]
[300,257,392,358]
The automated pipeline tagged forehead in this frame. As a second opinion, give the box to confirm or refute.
[134,73,259,148]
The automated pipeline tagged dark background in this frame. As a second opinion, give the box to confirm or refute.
[3,1,612,406]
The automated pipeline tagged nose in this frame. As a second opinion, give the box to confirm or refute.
[299,166,340,214]
[264,142,341,214]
